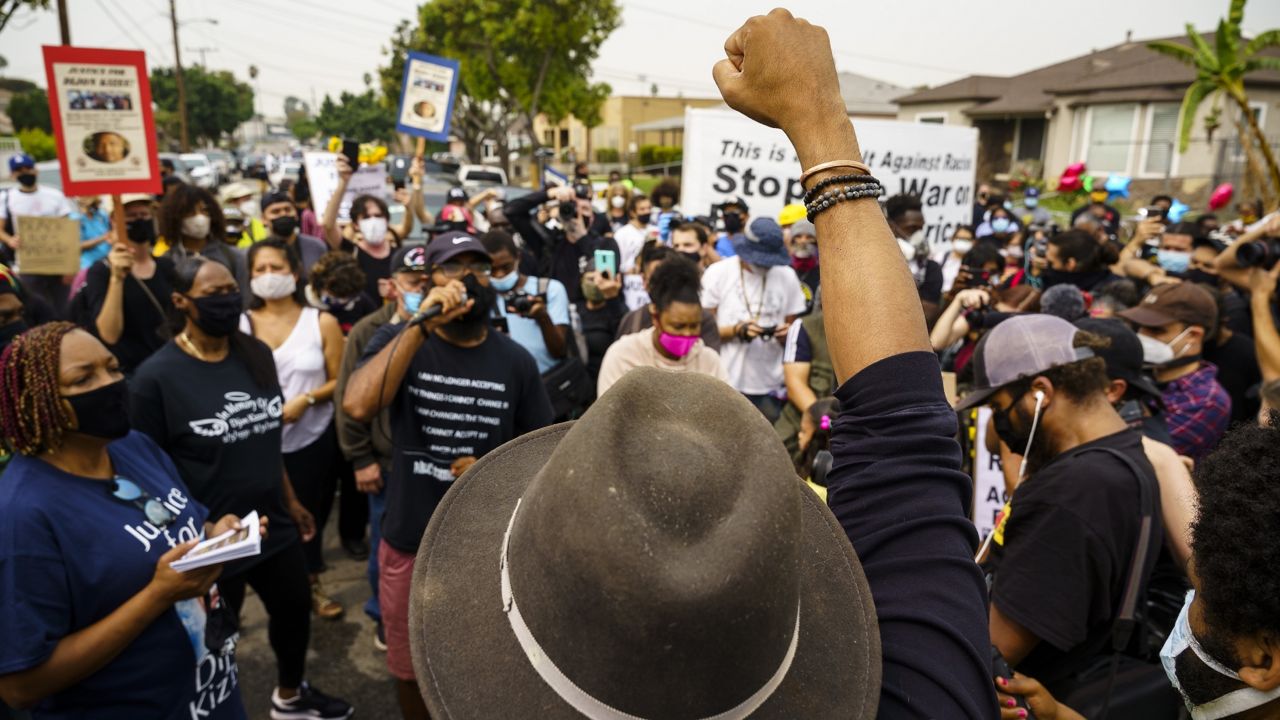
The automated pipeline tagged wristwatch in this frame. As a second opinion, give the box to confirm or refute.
[305,392,317,406]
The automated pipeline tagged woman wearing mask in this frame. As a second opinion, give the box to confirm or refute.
[81,201,176,376]
[76,195,113,269]
[596,256,726,396]
[604,182,631,231]
[239,239,346,619]
[306,251,377,335]
[936,224,976,294]
[158,184,248,291]
[575,269,626,382]
[322,155,416,301]
[0,322,258,718]
[130,257,353,719]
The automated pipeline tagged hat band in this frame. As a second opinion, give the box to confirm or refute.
[500,498,801,720]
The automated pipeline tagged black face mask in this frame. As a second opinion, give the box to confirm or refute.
[16,173,36,188]
[127,218,157,245]
[446,274,493,340]
[1040,267,1110,292]
[723,212,744,234]
[0,319,27,349]
[270,216,299,238]
[1183,268,1219,287]
[188,292,243,337]
[64,379,132,440]
[992,392,1032,455]
[678,250,702,265]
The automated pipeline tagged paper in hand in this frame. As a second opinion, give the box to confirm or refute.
[171,511,261,572]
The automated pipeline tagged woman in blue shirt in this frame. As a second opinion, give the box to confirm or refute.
[76,195,113,270]
[0,321,260,719]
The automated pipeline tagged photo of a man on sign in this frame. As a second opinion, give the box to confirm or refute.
[85,131,130,163]
[394,51,459,143]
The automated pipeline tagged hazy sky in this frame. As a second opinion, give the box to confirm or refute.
[3,0,1278,117]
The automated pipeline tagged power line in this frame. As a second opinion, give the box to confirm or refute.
[94,0,166,62]
[105,0,173,62]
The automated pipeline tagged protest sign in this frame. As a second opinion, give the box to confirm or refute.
[681,108,977,250]
[42,46,160,196]
[16,216,80,275]
[303,152,388,222]
[971,407,1011,542]
[395,52,460,143]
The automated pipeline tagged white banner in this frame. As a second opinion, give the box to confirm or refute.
[681,108,978,249]
[303,152,388,222]
[972,407,1010,542]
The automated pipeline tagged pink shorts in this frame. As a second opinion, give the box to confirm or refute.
[378,542,417,681]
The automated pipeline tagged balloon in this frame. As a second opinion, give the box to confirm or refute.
[1168,199,1190,223]
[1082,174,1096,193]
[1064,162,1086,176]
[1058,174,1083,192]
[1209,183,1234,211]
[1104,174,1131,200]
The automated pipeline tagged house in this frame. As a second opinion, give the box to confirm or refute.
[895,33,1280,203]
[532,95,725,166]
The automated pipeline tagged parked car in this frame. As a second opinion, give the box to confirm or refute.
[202,149,233,184]
[158,152,193,184]
[458,164,508,188]
[179,153,216,189]
[270,161,301,188]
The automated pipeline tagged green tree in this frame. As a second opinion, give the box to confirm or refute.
[7,87,50,132]
[16,127,56,161]
[1149,0,1280,207]
[314,90,396,142]
[149,65,254,147]
[289,116,319,141]
[0,0,51,35]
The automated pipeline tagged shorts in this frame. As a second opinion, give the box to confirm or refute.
[378,541,417,681]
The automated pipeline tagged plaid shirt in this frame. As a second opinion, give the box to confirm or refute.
[1161,362,1232,461]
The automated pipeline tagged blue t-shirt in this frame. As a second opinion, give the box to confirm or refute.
[494,275,570,373]
[78,207,112,269]
[715,232,739,258]
[0,431,246,720]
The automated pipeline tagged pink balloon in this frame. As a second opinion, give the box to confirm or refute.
[1208,183,1234,211]
[1058,174,1083,192]
[1064,162,1086,177]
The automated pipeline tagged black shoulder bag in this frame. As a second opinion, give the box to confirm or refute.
[536,276,595,420]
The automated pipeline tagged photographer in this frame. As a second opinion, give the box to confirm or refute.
[479,230,570,371]
[503,183,620,304]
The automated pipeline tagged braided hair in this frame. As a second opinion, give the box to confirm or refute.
[0,321,78,455]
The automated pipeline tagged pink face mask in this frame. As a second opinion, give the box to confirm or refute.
[658,332,699,358]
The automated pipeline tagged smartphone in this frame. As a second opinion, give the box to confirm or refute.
[594,249,617,278]
[341,139,360,169]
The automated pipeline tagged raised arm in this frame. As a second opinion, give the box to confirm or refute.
[322,156,354,250]
[1249,264,1280,382]
[713,10,997,718]
[1215,215,1280,290]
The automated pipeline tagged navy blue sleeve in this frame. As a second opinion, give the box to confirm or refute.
[827,351,998,719]
[358,323,403,368]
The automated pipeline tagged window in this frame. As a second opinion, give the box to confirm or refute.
[1015,118,1046,162]
[916,112,946,124]
[1143,103,1178,176]
[1085,104,1137,173]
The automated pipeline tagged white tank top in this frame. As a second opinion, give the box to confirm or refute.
[240,307,333,453]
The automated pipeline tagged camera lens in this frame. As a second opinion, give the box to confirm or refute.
[1237,238,1280,270]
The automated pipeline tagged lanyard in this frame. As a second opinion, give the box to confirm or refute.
[738,260,769,323]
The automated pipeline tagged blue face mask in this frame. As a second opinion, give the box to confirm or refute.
[1024,197,1038,209]
[1158,249,1191,274]
[490,273,519,293]
[402,291,423,315]
[991,217,1013,234]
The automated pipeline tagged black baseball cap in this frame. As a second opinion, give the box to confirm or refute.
[259,191,294,213]
[425,231,489,267]
[390,245,428,273]
[1074,318,1162,400]
[447,187,469,203]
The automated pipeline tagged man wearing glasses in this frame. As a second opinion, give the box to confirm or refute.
[341,231,553,720]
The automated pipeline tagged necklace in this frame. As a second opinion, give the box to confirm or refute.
[738,260,769,322]
[178,332,206,360]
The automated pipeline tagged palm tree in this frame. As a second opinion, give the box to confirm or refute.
[1149,0,1280,207]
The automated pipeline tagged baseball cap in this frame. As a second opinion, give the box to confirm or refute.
[1025,187,1040,199]
[954,314,1096,410]
[446,187,469,203]
[8,153,34,172]
[1117,282,1218,332]
[391,245,429,273]
[717,196,750,214]
[778,203,806,226]
[572,182,593,200]
[259,191,294,213]
[1074,318,1162,400]
[424,231,489,267]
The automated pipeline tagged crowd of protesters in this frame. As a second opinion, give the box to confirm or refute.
[3,8,1280,720]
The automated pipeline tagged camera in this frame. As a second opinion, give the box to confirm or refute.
[1236,237,1280,271]
[558,201,578,222]
[1138,206,1166,221]
[959,265,994,288]
[758,325,778,340]
[506,290,545,316]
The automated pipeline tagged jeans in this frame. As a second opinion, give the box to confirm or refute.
[745,393,784,424]
[364,475,387,623]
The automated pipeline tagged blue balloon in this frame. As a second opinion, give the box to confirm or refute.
[1167,199,1190,223]
[1104,174,1131,200]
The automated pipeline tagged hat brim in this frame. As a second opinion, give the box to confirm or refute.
[410,423,882,719]
[1119,371,1163,401]
[1117,306,1177,328]
[953,385,1001,412]
[733,240,792,267]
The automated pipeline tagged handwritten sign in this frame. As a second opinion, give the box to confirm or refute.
[972,406,1011,542]
[303,151,387,222]
[16,216,80,275]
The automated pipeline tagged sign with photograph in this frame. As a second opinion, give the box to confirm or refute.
[41,45,161,196]
[394,51,460,143]
[16,216,80,275]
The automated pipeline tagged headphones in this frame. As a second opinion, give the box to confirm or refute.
[1034,390,1045,402]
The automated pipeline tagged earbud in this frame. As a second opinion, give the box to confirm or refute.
[1034,390,1045,402]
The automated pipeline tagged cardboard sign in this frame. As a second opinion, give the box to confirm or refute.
[303,152,387,223]
[395,51,460,143]
[16,216,80,275]
[681,108,978,251]
[41,46,160,196]
[971,407,1010,542]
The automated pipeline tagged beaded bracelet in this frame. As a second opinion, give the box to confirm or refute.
[803,173,877,205]
[805,182,884,222]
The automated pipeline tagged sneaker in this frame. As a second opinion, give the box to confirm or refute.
[311,580,344,620]
[270,682,354,720]
[373,621,387,652]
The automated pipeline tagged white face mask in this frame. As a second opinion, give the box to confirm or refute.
[952,239,974,256]
[250,272,296,300]
[1137,332,1174,365]
[610,195,626,209]
[1160,590,1280,719]
[898,238,916,262]
[182,214,211,239]
[359,216,388,246]
[238,200,258,218]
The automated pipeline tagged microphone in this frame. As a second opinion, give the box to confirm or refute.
[407,274,480,327]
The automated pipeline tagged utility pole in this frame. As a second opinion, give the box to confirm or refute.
[186,46,216,67]
[169,0,190,151]
[56,0,70,44]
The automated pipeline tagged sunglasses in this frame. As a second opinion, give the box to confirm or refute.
[110,476,177,528]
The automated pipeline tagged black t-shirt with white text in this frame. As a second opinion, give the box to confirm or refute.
[983,428,1158,691]
[360,324,553,553]
[82,256,176,374]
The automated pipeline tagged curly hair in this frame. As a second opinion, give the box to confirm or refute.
[1191,420,1280,657]
[0,321,78,455]
[158,183,224,247]
[650,178,680,208]
[647,256,701,311]
[308,251,367,299]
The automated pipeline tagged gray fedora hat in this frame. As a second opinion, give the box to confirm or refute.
[410,368,881,719]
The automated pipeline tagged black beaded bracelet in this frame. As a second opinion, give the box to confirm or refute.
[803,173,878,205]
[805,182,884,222]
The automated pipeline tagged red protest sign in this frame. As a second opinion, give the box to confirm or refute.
[41,46,161,197]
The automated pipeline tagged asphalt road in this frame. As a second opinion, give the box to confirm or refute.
[236,516,400,720]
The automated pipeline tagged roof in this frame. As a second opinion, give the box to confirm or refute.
[632,115,691,132]
[900,32,1280,118]
[837,71,907,114]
